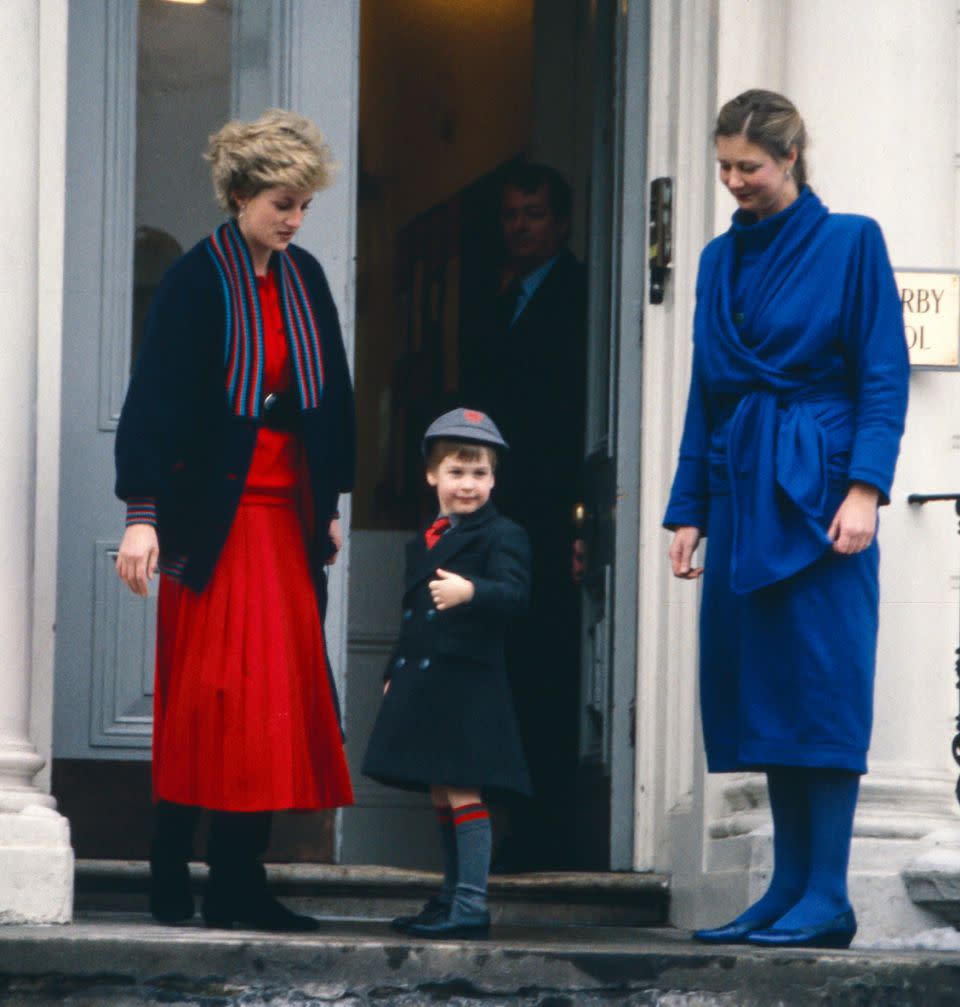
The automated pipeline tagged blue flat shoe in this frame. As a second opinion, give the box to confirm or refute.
[692,916,777,944]
[746,908,857,949]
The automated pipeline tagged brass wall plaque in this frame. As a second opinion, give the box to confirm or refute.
[895,270,960,368]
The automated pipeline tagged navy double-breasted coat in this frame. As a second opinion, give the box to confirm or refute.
[362,502,533,797]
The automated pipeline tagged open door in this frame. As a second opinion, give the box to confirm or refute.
[574,0,647,872]
[340,0,647,871]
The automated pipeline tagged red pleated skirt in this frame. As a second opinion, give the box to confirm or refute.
[152,435,354,812]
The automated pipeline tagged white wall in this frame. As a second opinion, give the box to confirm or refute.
[783,0,960,809]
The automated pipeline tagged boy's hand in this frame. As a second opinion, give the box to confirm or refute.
[429,569,475,610]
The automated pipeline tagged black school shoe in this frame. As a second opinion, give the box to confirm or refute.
[406,903,490,940]
[390,897,450,934]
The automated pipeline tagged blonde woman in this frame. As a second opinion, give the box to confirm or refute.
[115,110,355,931]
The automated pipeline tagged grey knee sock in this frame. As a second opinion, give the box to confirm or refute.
[452,802,491,916]
[435,806,457,906]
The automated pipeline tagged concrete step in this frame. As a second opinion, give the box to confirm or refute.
[75,860,670,927]
[1,913,960,1006]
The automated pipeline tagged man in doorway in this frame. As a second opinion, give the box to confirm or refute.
[464,162,588,872]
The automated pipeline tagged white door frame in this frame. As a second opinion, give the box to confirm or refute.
[606,0,648,871]
[275,4,361,810]
[633,0,718,871]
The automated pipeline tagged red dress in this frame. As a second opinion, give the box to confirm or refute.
[152,272,354,812]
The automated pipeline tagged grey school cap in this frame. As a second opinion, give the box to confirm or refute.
[422,407,509,454]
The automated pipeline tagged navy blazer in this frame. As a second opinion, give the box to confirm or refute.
[115,237,355,592]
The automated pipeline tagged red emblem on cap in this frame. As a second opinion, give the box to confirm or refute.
[464,410,485,423]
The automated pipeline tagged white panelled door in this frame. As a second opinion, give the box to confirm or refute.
[54,1,360,770]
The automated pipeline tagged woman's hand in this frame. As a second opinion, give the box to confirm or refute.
[827,482,880,555]
[116,523,159,597]
[429,569,475,610]
[669,526,704,580]
[326,517,342,565]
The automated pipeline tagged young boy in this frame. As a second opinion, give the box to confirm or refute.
[362,407,532,940]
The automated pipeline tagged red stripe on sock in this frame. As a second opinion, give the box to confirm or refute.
[453,806,489,827]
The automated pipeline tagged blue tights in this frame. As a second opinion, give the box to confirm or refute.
[732,767,859,929]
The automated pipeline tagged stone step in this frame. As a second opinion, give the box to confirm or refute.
[1,913,959,1006]
[75,860,670,927]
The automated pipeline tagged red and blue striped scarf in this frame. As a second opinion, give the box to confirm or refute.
[206,219,325,418]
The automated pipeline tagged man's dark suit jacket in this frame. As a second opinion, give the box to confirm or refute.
[466,249,588,555]
[463,248,588,792]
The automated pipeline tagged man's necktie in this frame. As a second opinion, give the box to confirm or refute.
[424,516,451,549]
[497,277,524,329]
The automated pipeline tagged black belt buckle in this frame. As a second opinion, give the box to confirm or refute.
[261,391,299,431]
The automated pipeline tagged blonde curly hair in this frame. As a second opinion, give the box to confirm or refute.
[206,108,335,215]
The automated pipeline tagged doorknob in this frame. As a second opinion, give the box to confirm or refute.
[573,502,587,529]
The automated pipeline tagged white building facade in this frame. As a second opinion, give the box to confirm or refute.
[2,0,958,939]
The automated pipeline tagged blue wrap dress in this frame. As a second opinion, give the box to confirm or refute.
[664,188,909,774]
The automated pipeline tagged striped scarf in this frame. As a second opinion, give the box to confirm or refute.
[206,219,325,418]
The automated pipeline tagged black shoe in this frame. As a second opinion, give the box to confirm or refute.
[391,897,449,934]
[407,905,490,940]
[236,894,322,932]
[202,865,321,933]
[149,859,194,925]
[202,889,321,932]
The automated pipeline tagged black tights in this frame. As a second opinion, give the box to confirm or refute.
[151,800,272,870]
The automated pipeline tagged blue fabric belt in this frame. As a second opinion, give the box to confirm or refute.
[727,390,851,594]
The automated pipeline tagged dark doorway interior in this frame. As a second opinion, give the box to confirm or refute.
[351,0,614,870]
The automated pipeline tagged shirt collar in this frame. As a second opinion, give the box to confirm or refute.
[510,254,562,325]
[520,254,561,299]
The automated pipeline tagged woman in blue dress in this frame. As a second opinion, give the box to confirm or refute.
[665,90,909,949]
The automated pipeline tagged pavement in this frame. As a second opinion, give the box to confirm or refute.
[1,912,960,1006]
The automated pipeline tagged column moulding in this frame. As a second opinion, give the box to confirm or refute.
[0,0,73,925]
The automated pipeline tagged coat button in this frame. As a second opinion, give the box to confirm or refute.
[403,609,413,621]
[418,658,431,670]
[395,657,406,669]
[425,609,437,620]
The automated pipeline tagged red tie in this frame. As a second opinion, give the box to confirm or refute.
[424,516,451,549]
